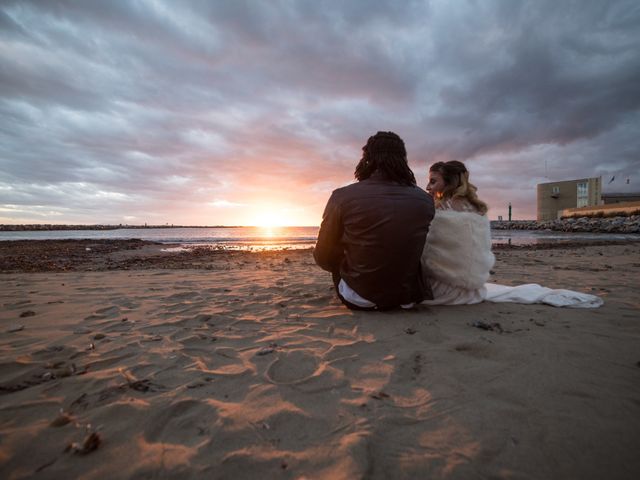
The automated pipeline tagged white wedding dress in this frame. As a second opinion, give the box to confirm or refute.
[420,201,603,308]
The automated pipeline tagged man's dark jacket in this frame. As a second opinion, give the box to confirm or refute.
[314,172,435,309]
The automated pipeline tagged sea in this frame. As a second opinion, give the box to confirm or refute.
[1,226,639,251]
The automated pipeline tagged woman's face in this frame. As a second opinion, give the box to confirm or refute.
[426,171,446,196]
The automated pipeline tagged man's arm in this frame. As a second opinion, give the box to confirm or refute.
[313,192,343,273]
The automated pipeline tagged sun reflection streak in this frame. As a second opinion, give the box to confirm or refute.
[257,225,280,238]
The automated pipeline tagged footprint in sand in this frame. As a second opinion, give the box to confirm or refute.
[265,350,320,385]
[166,291,201,302]
[84,306,120,321]
[144,399,218,447]
[305,295,335,306]
[111,298,139,309]
[453,341,493,359]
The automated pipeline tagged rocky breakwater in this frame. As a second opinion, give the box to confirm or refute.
[492,215,640,234]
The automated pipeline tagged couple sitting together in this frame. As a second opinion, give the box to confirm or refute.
[313,131,602,310]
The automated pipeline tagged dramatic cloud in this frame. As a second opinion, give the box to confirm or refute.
[1,0,639,224]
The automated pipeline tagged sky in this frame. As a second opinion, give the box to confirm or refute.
[1,0,639,225]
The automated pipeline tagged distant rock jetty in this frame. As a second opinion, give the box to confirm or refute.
[0,224,123,231]
[0,224,231,232]
[492,216,640,234]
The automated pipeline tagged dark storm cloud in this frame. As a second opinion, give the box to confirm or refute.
[0,0,638,223]
[414,0,640,161]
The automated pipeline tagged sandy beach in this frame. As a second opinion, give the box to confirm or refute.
[1,241,639,479]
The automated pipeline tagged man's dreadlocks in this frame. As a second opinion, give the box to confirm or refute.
[354,131,417,186]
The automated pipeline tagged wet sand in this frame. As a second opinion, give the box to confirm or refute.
[1,241,639,479]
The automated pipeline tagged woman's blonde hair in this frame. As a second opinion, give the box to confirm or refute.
[429,160,488,214]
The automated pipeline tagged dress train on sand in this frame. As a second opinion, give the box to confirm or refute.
[484,282,603,308]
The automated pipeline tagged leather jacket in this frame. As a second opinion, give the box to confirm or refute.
[314,172,435,308]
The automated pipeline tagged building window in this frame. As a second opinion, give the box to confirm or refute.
[552,186,560,194]
[577,182,588,207]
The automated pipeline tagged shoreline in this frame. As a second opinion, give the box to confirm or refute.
[0,238,639,273]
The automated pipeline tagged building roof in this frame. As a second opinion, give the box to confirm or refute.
[537,177,599,186]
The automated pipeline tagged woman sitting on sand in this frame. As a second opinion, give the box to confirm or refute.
[420,160,603,308]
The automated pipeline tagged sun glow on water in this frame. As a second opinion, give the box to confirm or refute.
[257,224,280,238]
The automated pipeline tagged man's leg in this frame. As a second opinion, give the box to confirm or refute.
[331,271,377,311]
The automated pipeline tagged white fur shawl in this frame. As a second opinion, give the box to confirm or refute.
[421,210,495,290]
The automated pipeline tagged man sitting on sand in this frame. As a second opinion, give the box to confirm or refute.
[314,131,435,310]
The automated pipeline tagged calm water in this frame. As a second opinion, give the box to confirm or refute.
[0,226,638,250]
[0,227,640,250]
[0,227,319,250]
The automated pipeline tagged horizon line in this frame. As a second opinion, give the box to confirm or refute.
[0,223,322,228]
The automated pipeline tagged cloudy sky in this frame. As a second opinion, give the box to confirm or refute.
[1,0,639,225]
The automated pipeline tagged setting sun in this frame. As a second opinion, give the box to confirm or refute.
[250,208,296,228]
